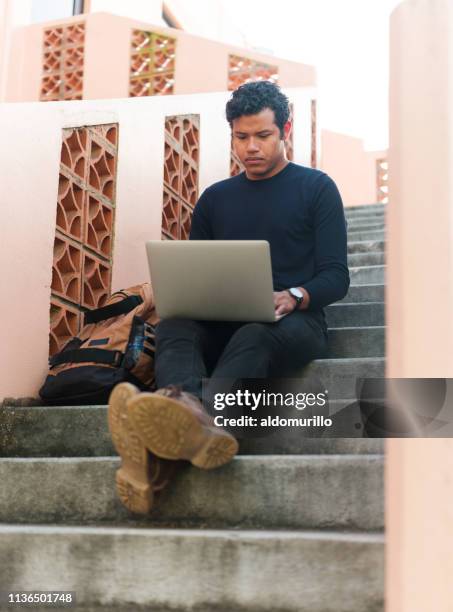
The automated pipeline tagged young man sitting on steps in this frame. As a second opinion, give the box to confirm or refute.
[108,81,350,514]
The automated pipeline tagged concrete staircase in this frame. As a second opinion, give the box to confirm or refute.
[0,202,386,612]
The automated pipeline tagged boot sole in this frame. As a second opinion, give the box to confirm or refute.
[127,394,239,470]
[107,383,154,514]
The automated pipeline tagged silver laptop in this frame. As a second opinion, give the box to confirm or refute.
[146,240,286,323]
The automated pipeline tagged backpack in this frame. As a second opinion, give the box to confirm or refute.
[39,283,159,405]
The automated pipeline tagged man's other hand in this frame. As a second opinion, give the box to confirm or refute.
[273,291,296,316]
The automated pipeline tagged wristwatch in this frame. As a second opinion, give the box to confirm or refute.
[287,287,304,310]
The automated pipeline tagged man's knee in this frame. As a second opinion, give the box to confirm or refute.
[228,323,272,351]
[156,318,205,343]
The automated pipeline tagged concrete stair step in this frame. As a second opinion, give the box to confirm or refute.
[350,265,385,284]
[345,203,385,213]
[0,524,385,612]
[0,455,384,530]
[326,301,385,327]
[341,283,385,303]
[0,359,385,457]
[348,239,385,254]
[348,252,385,267]
[347,229,385,242]
[345,211,385,222]
[346,205,384,213]
[239,396,385,454]
[347,219,385,233]
[0,401,384,458]
[328,326,385,359]
[240,436,384,456]
[294,356,385,397]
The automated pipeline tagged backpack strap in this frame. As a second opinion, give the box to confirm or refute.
[84,295,143,325]
[49,348,123,368]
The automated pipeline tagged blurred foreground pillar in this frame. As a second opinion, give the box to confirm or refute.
[387,1,453,611]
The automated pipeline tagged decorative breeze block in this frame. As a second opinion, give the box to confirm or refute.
[228,54,278,90]
[162,114,200,240]
[49,124,118,356]
[49,298,81,356]
[130,30,176,97]
[41,22,85,101]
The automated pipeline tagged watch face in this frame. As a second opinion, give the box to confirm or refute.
[290,288,303,299]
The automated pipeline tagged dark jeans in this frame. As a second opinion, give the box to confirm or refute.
[154,311,329,403]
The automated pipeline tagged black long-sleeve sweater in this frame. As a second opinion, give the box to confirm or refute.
[189,162,350,317]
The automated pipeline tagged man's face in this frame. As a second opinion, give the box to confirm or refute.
[231,108,291,180]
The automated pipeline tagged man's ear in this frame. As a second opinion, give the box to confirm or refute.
[283,120,292,141]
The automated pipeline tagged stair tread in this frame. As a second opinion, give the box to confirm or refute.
[0,523,385,539]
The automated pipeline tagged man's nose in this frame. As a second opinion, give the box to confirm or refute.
[246,138,260,152]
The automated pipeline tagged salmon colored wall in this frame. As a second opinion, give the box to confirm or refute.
[4,12,316,102]
[387,1,453,611]
[320,129,386,207]
[0,87,313,400]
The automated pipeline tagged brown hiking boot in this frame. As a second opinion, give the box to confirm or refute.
[107,382,179,515]
[127,385,239,469]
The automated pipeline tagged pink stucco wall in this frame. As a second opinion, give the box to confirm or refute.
[0,87,314,400]
[4,12,316,102]
[386,1,453,611]
[320,129,386,207]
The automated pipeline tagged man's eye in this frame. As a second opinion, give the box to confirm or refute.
[236,135,246,140]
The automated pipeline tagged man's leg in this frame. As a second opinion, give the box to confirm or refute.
[154,318,241,398]
[208,310,328,381]
[109,318,242,515]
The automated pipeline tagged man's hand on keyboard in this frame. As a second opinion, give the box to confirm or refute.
[273,290,297,316]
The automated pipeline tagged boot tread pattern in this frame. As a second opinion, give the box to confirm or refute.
[130,397,199,459]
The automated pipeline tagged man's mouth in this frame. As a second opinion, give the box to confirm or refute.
[245,158,264,163]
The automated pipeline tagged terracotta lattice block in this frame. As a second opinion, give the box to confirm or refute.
[89,124,118,147]
[181,159,198,207]
[151,73,175,95]
[85,195,114,258]
[376,158,389,204]
[129,77,152,97]
[64,46,84,71]
[43,28,64,49]
[81,252,111,309]
[43,49,62,74]
[182,118,199,164]
[51,234,82,303]
[40,22,85,101]
[163,141,181,193]
[88,137,116,203]
[162,187,180,240]
[61,128,88,180]
[130,29,176,97]
[253,63,279,82]
[131,29,152,52]
[41,75,61,100]
[162,114,200,240]
[66,23,85,45]
[165,116,181,142]
[49,123,118,355]
[228,54,279,90]
[56,173,84,241]
[180,203,193,241]
[49,297,81,357]
[311,99,317,168]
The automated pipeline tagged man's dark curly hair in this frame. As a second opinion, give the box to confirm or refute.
[225,81,290,137]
